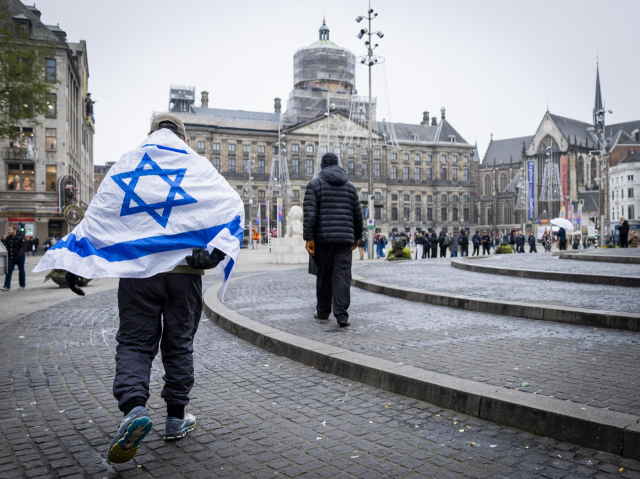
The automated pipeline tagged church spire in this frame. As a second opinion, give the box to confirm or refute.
[593,60,603,127]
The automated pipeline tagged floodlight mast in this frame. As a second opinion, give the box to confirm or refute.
[356,1,383,259]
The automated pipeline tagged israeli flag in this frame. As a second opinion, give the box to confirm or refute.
[34,129,244,297]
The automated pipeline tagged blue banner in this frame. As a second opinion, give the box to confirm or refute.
[527,161,535,220]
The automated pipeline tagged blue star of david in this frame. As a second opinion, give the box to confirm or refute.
[112,153,197,228]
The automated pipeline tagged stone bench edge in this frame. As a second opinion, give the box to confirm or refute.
[203,278,640,460]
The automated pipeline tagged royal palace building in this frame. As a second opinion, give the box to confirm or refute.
[165,21,479,237]
[0,1,94,240]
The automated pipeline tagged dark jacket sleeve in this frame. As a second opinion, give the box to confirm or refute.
[303,179,319,241]
[352,185,363,242]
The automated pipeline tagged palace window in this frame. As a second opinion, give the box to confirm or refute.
[243,144,250,153]
[391,152,397,161]
[427,155,432,163]
[452,168,458,181]
[415,207,421,222]
[415,195,421,202]
[292,144,300,152]
[392,207,398,221]
[441,194,447,202]
[452,195,459,203]
[348,161,355,174]
[228,143,236,152]
[198,141,205,151]
[403,207,410,221]
[258,145,265,154]
[375,149,381,157]
[440,167,446,181]
[243,158,249,173]
[453,208,459,221]
[392,194,398,201]
[348,147,355,155]
[441,207,447,221]
[292,158,299,174]
[463,156,469,164]
[427,195,433,203]
[403,194,410,201]
[306,159,314,174]
[403,153,409,162]
[427,207,433,221]
[320,146,328,154]
[212,143,220,151]
[452,155,458,163]
[463,169,469,182]
[258,159,265,174]
[228,158,235,172]
[361,162,367,176]
[440,154,446,163]
[403,167,409,180]
[426,167,432,180]
[415,153,421,162]
[375,206,381,220]
[374,163,381,177]
[391,166,397,179]
[212,157,220,170]
[414,168,421,181]
[306,144,314,153]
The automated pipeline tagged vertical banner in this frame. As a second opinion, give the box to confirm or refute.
[559,206,566,219]
[527,161,535,220]
[265,200,269,231]
[277,198,282,223]
[577,204,582,225]
[560,156,568,211]
[568,205,573,222]
[256,208,260,226]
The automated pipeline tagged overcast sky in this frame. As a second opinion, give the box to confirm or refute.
[31,0,640,166]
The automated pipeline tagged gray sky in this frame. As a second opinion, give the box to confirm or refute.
[32,0,640,165]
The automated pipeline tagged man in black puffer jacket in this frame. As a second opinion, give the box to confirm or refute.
[304,153,363,327]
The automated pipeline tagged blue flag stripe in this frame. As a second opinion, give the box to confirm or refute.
[140,144,188,154]
[50,216,243,263]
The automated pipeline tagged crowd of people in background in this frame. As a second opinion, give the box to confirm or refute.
[352,223,629,260]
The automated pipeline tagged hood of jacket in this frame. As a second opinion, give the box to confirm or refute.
[319,165,348,186]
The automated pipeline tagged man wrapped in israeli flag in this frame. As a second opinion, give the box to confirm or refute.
[34,114,244,463]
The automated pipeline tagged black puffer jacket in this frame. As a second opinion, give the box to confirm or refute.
[5,233,26,260]
[303,165,363,245]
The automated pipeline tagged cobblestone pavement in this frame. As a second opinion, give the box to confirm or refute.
[354,258,638,313]
[3,282,639,478]
[584,248,640,257]
[478,253,640,277]
[223,269,640,417]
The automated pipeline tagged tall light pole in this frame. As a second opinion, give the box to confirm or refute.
[591,107,612,247]
[356,4,384,259]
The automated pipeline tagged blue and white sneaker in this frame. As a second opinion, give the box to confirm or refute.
[164,413,196,440]
[107,406,153,464]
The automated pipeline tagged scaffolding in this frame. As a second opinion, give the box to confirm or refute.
[169,85,196,113]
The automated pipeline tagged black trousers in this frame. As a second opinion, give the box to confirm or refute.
[472,245,479,256]
[114,273,202,412]
[439,247,447,258]
[314,244,352,321]
[482,245,490,255]
[620,233,629,248]
[431,247,438,259]
[529,244,537,253]
[422,246,429,259]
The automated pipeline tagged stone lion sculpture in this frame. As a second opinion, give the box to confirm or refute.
[285,205,304,238]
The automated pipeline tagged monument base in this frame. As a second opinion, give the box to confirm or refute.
[271,237,308,264]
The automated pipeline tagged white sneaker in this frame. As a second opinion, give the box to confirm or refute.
[18,287,25,291]
[1,287,9,292]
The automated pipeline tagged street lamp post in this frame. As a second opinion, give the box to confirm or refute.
[591,107,612,246]
[356,4,384,259]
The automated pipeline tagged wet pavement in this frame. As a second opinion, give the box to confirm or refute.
[223,269,640,417]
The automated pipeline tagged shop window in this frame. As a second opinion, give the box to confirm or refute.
[7,163,35,190]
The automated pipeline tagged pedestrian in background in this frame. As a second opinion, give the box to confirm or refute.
[481,231,491,255]
[422,232,431,258]
[472,230,481,256]
[26,237,33,257]
[358,232,366,260]
[619,216,630,248]
[430,231,438,259]
[516,231,526,253]
[415,232,424,260]
[459,230,469,257]
[450,231,459,257]
[43,237,51,253]
[557,227,568,250]
[528,232,537,253]
[304,153,362,328]
[2,226,26,292]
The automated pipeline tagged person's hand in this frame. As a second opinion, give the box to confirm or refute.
[305,239,315,256]
[186,247,226,269]
[65,271,85,296]
[351,238,359,251]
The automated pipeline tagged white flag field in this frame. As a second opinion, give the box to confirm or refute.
[33,129,245,297]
